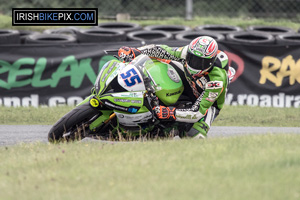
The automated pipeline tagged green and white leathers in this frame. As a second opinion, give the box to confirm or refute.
[138,36,229,138]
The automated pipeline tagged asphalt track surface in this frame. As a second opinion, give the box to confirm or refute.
[0,125,299,146]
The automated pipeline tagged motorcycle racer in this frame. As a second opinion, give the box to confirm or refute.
[118,36,235,138]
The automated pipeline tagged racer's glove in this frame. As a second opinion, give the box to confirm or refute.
[153,106,176,121]
[228,66,236,83]
[118,46,141,62]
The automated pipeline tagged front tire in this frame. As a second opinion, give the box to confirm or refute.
[48,102,99,143]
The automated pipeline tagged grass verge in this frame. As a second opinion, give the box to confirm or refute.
[0,134,299,200]
[0,105,299,127]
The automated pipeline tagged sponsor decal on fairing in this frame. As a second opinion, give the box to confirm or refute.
[115,111,152,126]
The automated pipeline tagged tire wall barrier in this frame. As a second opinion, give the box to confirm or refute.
[1,24,300,108]
[226,31,276,44]
[175,31,225,42]
[144,25,191,39]
[25,34,77,44]
[246,25,295,36]
[95,22,143,33]
[76,29,127,43]
[2,24,299,45]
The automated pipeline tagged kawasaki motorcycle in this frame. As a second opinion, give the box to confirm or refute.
[48,54,192,143]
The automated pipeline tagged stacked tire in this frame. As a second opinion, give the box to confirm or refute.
[246,25,295,36]
[127,30,173,43]
[226,31,275,44]
[275,33,300,45]
[0,29,20,45]
[74,22,142,43]
[25,34,77,44]
[143,25,191,39]
[194,24,243,36]
[175,31,225,42]
[245,25,296,45]
[95,22,142,33]
[25,27,78,44]
[76,29,127,43]
[19,30,40,44]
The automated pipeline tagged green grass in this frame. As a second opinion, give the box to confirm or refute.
[0,105,299,127]
[214,105,300,127]
[0,105,75,125]
[0,134,299,200]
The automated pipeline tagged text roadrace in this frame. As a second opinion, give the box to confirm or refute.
[226,93,300,108]
[260,55,300,87]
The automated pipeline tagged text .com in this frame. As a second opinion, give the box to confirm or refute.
[12,8,98,26]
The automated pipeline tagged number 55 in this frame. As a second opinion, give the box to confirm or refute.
[120,68,142,87]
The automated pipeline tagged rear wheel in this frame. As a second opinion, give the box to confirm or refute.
[48,102,99,143]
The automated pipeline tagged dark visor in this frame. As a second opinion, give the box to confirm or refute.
[186,51,215,71]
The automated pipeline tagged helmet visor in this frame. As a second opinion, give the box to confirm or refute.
[186,51,215,71]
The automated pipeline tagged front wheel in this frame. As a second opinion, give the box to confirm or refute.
[48,102,99,143]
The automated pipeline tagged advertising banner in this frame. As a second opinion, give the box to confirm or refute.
[0,42,140,107]
[0,41,299,108]
[218,42,300,108]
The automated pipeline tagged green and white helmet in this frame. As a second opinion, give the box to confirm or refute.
[186,36,218,76]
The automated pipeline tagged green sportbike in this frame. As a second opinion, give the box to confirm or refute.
[48,54,192,142]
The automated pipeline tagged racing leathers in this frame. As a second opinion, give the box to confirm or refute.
[136,44,231,138]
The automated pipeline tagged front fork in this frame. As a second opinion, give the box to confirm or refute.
[87,95,115,133]
[75,94,118,136]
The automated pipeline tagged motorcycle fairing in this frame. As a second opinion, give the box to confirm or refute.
[146,60,184,105]
[94,60,124,96]
[114,111,152,127]
[99,91,146,114]
[117,65,146,92]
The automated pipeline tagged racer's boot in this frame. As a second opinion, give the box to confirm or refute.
[186,120,209,139]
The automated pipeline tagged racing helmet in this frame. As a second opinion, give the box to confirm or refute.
[186,36,218,76]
